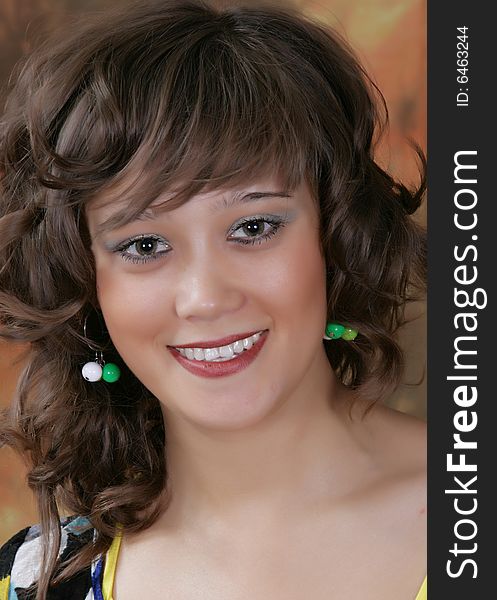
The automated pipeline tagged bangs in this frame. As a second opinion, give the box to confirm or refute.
[49,9,330,233]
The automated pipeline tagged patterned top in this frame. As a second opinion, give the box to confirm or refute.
[0,515,119,600]
[0,515,426,599]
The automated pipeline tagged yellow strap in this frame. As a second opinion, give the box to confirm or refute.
[414,576,427,600]
[99,527,426,600]
[0,575,10,600]
[102,527,123,600]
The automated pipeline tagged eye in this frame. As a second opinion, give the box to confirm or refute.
[113,216,289,265]
[228,216,288,245]
[114,235,170,264]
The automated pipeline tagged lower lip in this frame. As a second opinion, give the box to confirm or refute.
[168,331,269,379]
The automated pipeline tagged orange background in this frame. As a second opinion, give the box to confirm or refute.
[0,0,426,541]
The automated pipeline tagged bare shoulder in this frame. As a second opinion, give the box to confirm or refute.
[368,402,426,473]
[359,400,427,517]
[334,395,426,593]
[343,394,427,509]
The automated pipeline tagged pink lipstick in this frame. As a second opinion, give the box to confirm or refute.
[168,330,269,378]
[170,330,263,349]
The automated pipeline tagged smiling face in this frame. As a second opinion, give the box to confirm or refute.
[85,173,331,431]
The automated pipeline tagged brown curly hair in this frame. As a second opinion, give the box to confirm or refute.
[0,0,426,596]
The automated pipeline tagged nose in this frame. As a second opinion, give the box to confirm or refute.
[174,249,245,322]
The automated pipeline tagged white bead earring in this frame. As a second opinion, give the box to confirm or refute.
[81,311,121,383]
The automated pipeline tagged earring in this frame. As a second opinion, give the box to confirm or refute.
[81,311,121,383]
[323,322,358,341]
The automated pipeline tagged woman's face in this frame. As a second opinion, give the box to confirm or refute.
[86,174,330,431]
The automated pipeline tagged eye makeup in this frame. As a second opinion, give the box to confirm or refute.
[108,214,292,265]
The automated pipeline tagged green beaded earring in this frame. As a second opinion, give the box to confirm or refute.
[81,311,121,383]
[323,322,358,341]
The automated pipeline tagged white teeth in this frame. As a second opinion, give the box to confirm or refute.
[219,344,234,358]
[193,348,204,361]
[175,331,264,362]
[233,339,245,353]
[243,336,254,350]
[204,347,220,361]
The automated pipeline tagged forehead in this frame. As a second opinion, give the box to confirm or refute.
[85,172,312,236]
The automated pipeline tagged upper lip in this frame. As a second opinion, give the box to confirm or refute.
[169,330,267,349]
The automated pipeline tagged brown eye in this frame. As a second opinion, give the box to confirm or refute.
[135,237,158,256]
[115,235,170,264]
[241,220,266,237]
[229,217,287,246]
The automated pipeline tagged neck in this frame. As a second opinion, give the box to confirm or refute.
[159,353,374,529]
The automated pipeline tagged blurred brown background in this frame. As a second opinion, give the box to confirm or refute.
[0,0,426,541]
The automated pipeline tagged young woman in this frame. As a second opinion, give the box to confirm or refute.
[0,1,427,598]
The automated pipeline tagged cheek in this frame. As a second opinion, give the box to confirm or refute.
[258,232,327,331]
[95,265,171,346]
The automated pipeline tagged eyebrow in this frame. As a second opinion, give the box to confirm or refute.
[210,190,292,212]
[95,190,292,236]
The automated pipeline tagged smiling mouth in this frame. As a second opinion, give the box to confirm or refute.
[172,330,267,362]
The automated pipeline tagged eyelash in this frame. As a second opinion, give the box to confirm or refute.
[114,216,289,265]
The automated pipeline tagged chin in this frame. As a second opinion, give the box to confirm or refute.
[168,390,283,433]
